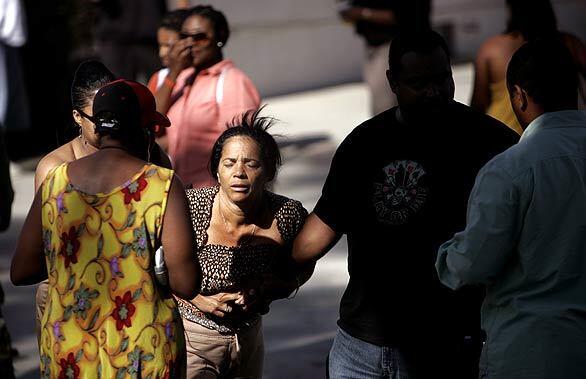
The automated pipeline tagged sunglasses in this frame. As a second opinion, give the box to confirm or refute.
[77,109,123,131]
[76,109,95,122]
[179,31,211,46]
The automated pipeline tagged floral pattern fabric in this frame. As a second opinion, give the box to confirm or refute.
[40,163,184,379]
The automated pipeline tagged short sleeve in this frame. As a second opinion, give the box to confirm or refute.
[275,198,308,244]
[313,138,354,234]
[185,186,216,248]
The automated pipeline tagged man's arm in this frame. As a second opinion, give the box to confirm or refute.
[292,213,340,265]
[291,135,352,283]
[340,7,396,26]
[291,213,342,287]
[436,160,523,289]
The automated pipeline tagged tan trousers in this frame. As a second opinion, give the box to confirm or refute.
[183,318,264,379]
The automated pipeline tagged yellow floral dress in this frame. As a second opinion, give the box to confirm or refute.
[40,163,185,379]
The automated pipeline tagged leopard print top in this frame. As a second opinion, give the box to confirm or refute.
[177,186,307,333]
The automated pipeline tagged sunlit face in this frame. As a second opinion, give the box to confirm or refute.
[72,98,98,147]
[157,27,180,67]
[388,47,455,120]
[181,15,222,70]
[217,136,267,204]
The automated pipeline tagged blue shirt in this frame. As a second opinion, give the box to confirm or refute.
[436,110,586,379]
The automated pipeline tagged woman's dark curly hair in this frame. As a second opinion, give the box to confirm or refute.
[187,5,230,45]
[209,107,282,183]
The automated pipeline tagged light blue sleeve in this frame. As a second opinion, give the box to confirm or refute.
[436,160,523,289]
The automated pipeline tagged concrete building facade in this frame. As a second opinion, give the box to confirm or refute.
[182,0,585,97]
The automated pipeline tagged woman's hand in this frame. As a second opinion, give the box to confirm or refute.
[152,40,192,114]
[191,273,300,318]
[167,39,192,78]
[192,292,242,318]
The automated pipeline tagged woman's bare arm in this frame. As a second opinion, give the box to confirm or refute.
[470,41,493,112]
[154,39,192,114]
[35,152,67,191]
[11,189,46,285]
[161,175,200,299]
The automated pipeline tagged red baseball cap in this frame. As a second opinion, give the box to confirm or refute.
[92,79,170,133]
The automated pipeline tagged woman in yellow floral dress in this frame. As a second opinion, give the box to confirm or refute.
[11,79,199,378]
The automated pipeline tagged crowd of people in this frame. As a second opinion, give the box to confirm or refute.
[3,1,586,378]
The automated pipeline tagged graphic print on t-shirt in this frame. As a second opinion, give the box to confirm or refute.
[373,160,428,225]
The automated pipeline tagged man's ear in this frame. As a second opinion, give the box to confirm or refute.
[512,85,529,112]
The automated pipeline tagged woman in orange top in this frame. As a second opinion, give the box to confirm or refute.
[156,6,260,188]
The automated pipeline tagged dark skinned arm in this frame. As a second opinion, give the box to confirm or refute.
[11,189,46,285]
[153,38,192,115]
[340,7,396,26]
[470,42,493,112]
[161,175,200,299]
[291,213,341,286]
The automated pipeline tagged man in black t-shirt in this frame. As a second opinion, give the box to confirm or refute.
[292,31,518,378]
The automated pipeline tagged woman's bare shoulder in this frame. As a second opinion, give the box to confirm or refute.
[35,142,76,189]
[478,33,522,58]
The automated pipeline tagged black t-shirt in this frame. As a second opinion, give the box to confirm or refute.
[314,102,519,347]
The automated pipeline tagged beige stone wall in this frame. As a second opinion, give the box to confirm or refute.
[174,0,585,96]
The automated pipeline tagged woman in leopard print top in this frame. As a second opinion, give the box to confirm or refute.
[177,109,307,379]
